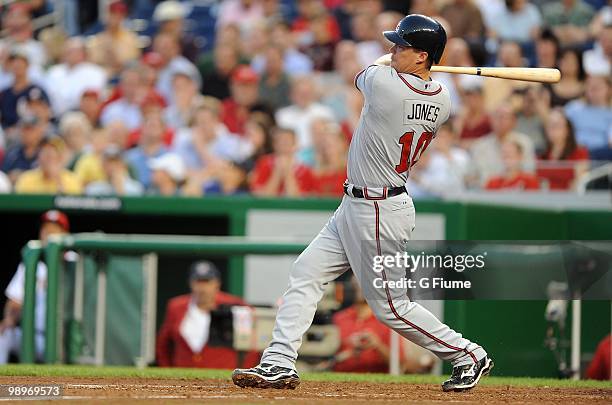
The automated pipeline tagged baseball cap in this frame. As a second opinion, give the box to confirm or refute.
[81,89,100,100]
[140,90,167,109]
[153,1,187,22]
[231,65,259,85]
[24,86,50,105]
[148,153,186,182]
[109,0,128,15]
[41,210,70,231]
[189,260,221,281]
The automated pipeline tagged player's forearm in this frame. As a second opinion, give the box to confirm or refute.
[374,53,392,66]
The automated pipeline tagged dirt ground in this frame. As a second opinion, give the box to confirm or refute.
[0,376,610,404]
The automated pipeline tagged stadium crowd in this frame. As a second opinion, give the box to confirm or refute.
[0,0,610,198]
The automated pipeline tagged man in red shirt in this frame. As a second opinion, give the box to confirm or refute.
[250,127,316,196]
[586,334,611,381]
[221,66,260,136]
[156,261,259,369]
[485,140,540,191]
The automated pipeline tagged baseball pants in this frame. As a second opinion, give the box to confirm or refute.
[261,190,487,369]
[0,327,44,364]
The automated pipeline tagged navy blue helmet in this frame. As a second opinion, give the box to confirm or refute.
[383,14,447,64]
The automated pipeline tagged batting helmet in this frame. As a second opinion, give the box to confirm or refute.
[383,14,447,64]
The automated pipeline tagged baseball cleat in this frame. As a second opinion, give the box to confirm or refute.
[232,363,300,389]
[442,356,494,392]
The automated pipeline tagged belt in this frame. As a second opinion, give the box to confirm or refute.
[343,182,407,200]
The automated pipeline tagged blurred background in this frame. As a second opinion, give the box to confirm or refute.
[0,0,610,381]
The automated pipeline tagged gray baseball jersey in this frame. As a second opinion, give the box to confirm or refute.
[349,65,451,188]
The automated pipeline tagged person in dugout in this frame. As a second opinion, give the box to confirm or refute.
[156,260,259,368]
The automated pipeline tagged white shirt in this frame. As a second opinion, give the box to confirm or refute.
[179,300,211,353]
[100,98,143,130]
[45,62,107,115]
[5,262,47,333]
[275,103,335,150]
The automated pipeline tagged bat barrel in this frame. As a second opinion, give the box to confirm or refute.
[431,66,561,83]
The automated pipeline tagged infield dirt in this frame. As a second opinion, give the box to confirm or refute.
[1,376,610,404]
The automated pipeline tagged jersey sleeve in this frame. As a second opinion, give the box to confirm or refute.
[354,65,382,99]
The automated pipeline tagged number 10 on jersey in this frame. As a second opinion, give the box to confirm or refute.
[395,131,434,174]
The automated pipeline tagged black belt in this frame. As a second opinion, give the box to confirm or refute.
[343,183,407,199]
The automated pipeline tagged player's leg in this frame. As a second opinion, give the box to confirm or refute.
[0,327,22,364]
[341,195,492,391]
[233,204,351,389]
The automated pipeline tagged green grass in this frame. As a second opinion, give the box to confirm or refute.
[1,365,611,389]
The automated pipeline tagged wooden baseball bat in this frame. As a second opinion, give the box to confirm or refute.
[430,66,561,83]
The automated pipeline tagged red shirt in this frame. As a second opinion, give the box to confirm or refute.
[221,98,249,136]
[460,115,492,140]
[292,15,341,43]
[156,292,260,369]
[537,147,589,190]
[250,154,317,195]
[586,334,611,381]
[332,306,394,373]
[314,170,346,197]
[485,172,540,190]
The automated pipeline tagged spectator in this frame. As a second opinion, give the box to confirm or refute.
[153,33,202,103]
[237,114,274,173]
[485,140,540,191]
[300,11,338,71]
[544,47,585,107]
[538,108,589,190]
[73,127,112,187]
[276,75,335,150]
[198,44,240,100]
[258,46,292,111]
[542,0,595,47]
[153,1,199,63]
[292,0,341,46]
[483,41,527,111]
[582,23,611,77]
[251,20,313,77]
[456,81,491,148]
[0,210,70,364]
[173,97,247,173]
[59,111,93,170]
[490,0,542,43]
[535,28,561,68]
[100,66,144,131]
[221,66,261,136]
[319,41,363,136]
[250,127,316,197]
[0,49,49,132]
[1,115,47,183]
[125,91,173,148]
[407,124,471,198]
[312,124,347,197]
[15,137,82,194]
[148,153,187,196]
[513,85,549,154]
[470,104,536,186]
[217,0,264,31]
[240,21,271,63]
[45,37,107,117]
[22,86,55,134]
[78,89,103,128]
[565,75,612,159]
[440,0,486,41]
[1,4,47,70]
[156,260,260,368]
[87,0,141,77]
[586,334,611,381]
[165,71,204,130]
[85,145,144,196]
[125,111,169,188]
[350,12,379,68]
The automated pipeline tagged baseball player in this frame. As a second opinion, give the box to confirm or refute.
[233,15,493,392]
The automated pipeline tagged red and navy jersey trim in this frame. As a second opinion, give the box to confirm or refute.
[398,73,442,96]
